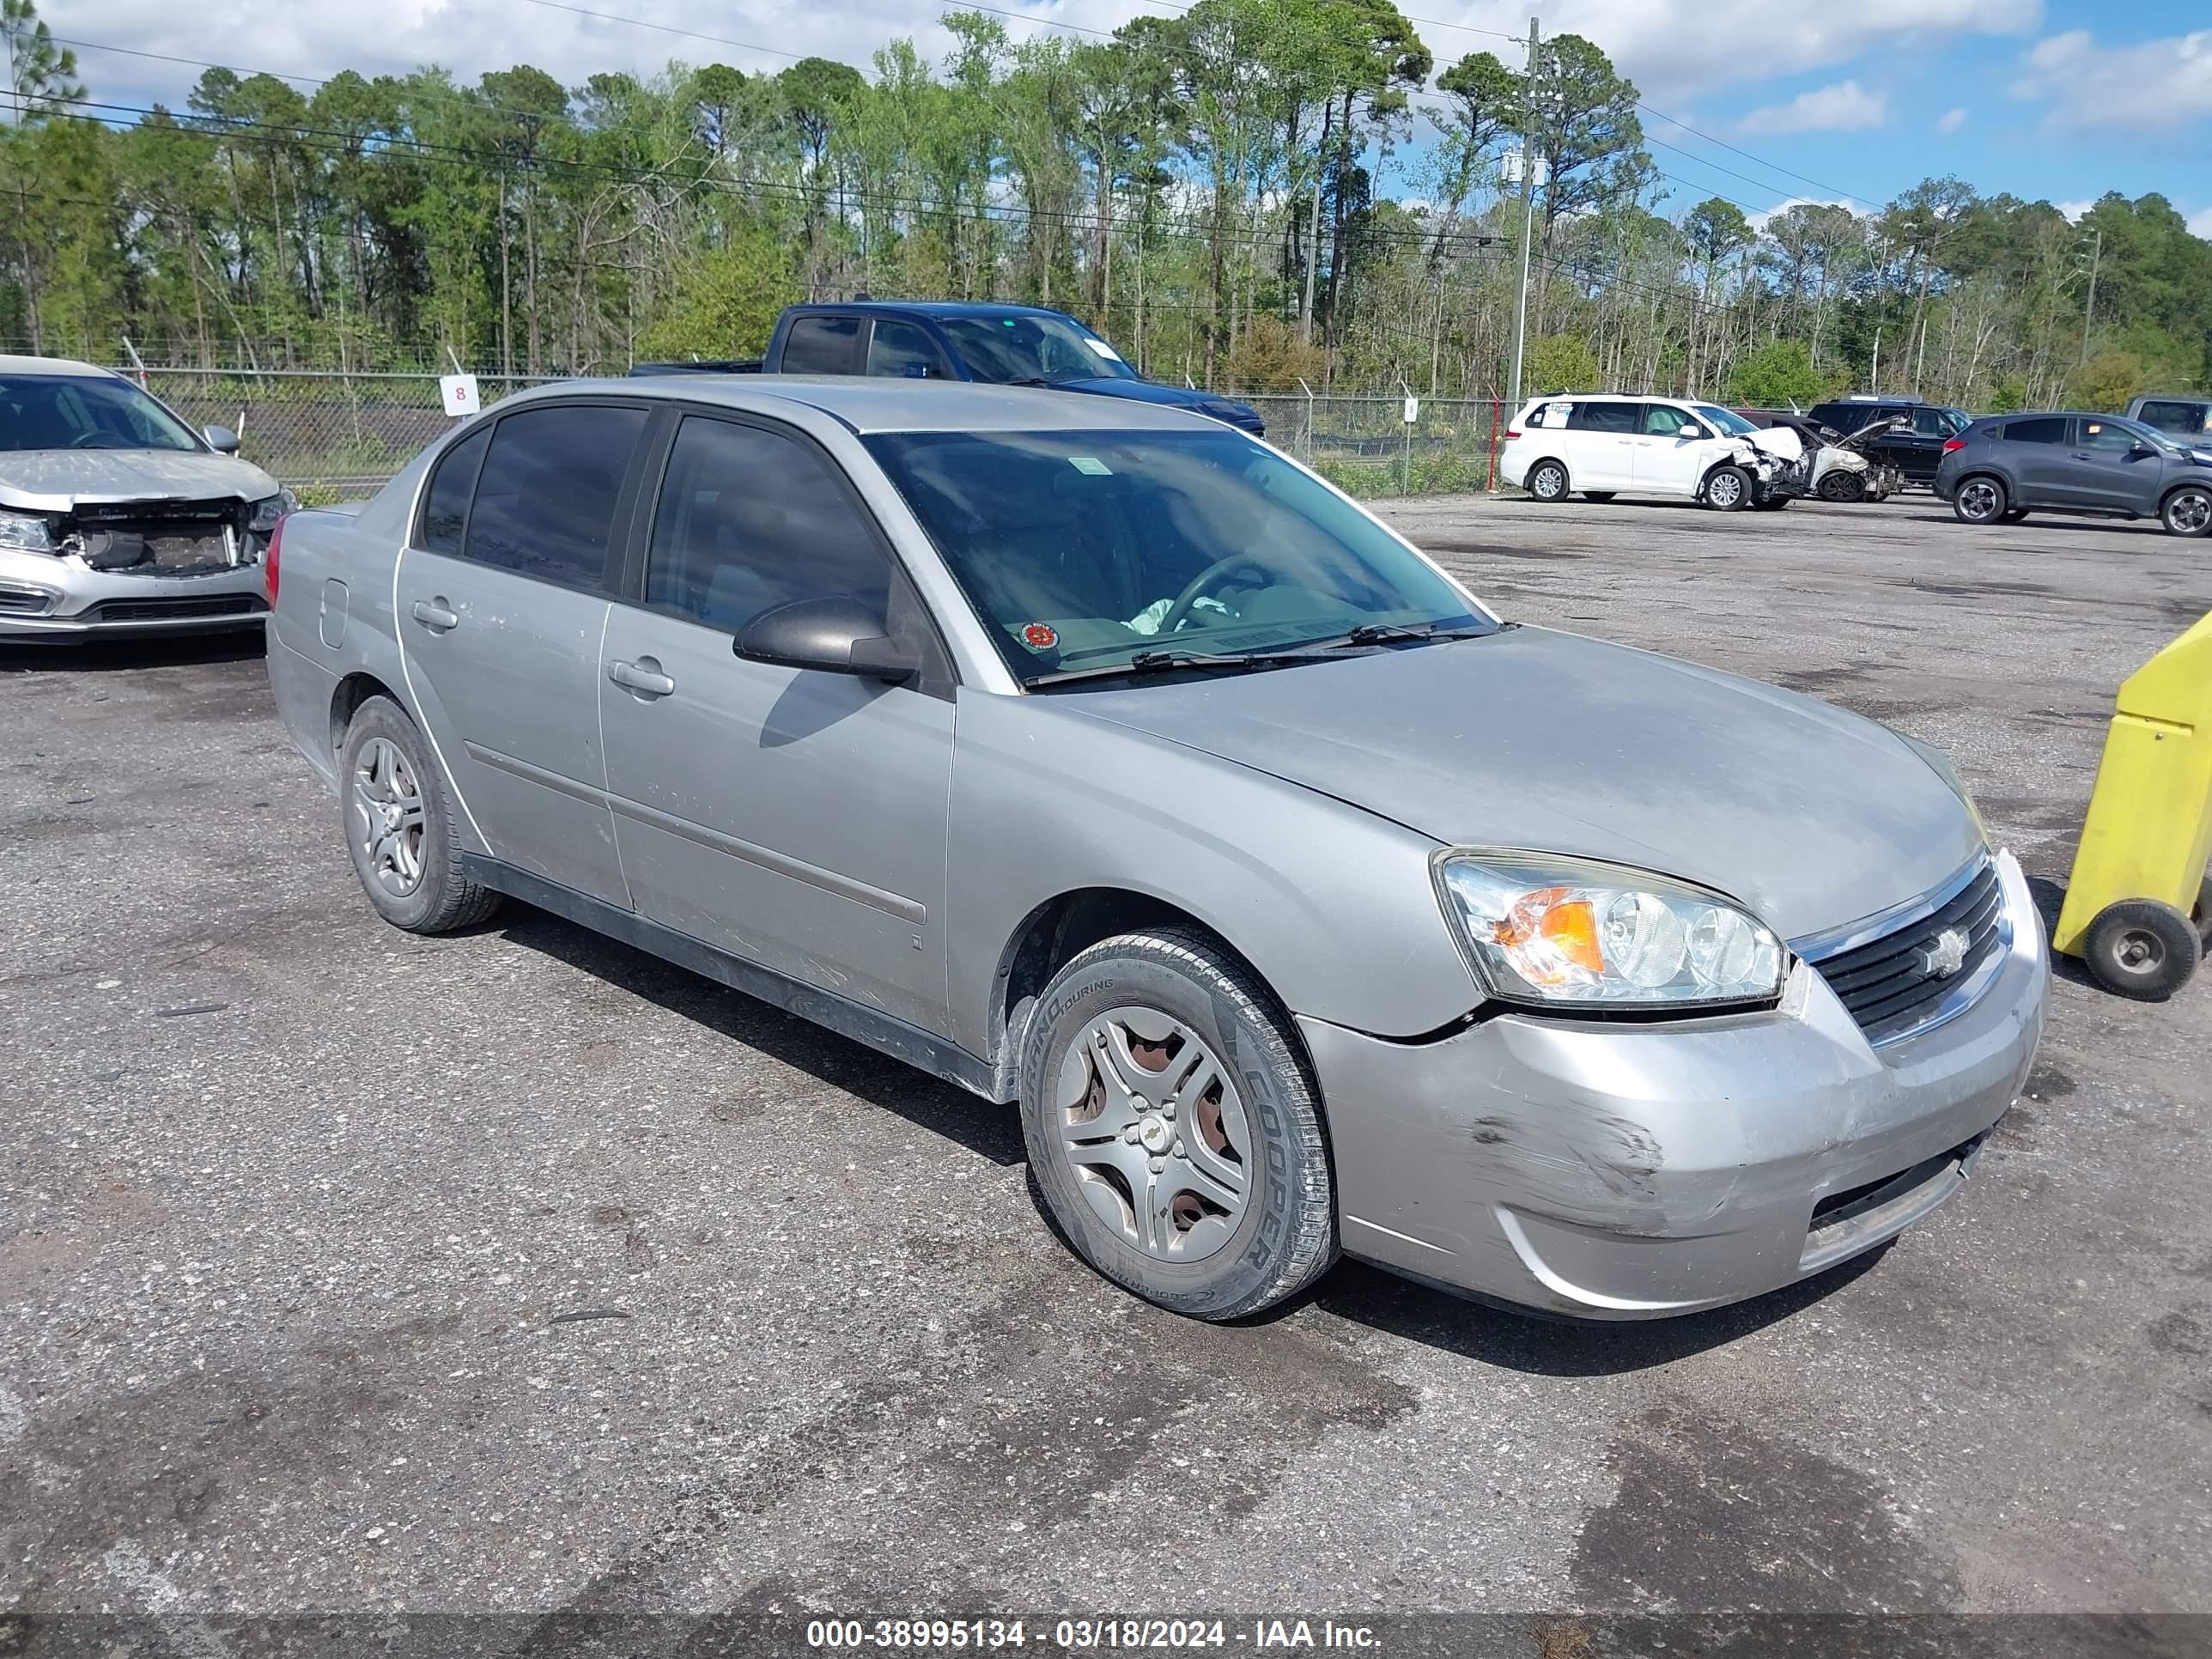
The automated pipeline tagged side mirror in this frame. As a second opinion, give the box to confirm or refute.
[203,424,240,454]
[736,592,916,684]
[1677,422,1701,438]
[2129,439,2156,458]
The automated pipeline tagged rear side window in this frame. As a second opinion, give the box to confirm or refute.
[1528,401,1572,428]
[868,320,948,379]
[1566,402,1639,434]
[2000,417,2068,445]
[2137,400,2210,437]
[420,422,490,554]
[463,404,647,588]
[781,316,862,374]
[641,416,889,634]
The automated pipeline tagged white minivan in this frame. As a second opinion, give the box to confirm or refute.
[1498,393,1806,511]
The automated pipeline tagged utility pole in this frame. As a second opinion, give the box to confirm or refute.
[2078,226,2102,368]
[1506,15,1540,413]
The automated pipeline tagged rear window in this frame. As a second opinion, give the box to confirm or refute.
[2000,417,2068,445]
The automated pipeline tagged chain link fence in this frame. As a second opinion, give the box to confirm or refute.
[123,370,1504,501]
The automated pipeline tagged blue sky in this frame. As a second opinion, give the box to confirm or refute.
[49,0,2212,238]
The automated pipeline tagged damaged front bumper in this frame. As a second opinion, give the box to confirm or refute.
[0,496,276,637]
[1303,849,2048,1320]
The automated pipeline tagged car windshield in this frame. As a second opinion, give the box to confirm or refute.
[1693,404,1759,435]
[864,428,1492,684]
[933,314,1139,386]
[0,374,204,453]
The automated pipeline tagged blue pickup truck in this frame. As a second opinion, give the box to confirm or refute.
[630,300,1265,438]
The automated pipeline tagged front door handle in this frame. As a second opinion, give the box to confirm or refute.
[608,658,676,698]
[410,599,459,632]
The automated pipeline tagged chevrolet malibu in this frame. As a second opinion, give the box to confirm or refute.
[264,379,2048,1322]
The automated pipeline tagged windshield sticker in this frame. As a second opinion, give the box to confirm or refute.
[1067,455,1113,476]
[1022,622,1059,650]
[1084,338,1124,361]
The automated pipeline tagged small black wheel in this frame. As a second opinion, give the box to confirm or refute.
[339,695,501,934]
[1954,476,2008,525]
[1526,459,1570,502]
[2000,507,2031,523]
[1019,927,1336,1320]
[2161,484,2212,538]
[1582,490,1615,501]
[2081,899,2200,1002]
[1816,471,1864,503]
[1703,465,1752,511]
[1753,495,1791,510]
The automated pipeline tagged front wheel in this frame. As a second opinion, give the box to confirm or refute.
[1703,465,1752,511]
[1816,471,1865,503]
[1753,495,1791,511]
[2081,899,2200,1002]
[339,696,501,934]
[1526,459,1570,502]
[2161,484,2212,538]
[1019,927,1337,1320]
[1954,476,2008,525]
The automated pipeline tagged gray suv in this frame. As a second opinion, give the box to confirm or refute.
[266,377,2046,1323]
[1935,410,2212,535]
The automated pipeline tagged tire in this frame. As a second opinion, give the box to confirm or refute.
[2001,508,2031,524]
[1018,927,1336,1320]
[2081,899,2200,1002]
[1582,490,1615,502]
[1753,495,1791,511]
[338,695,501,934]
[1703,465,1752,512]
[1954,475,2008,525]
[2161,484,2212,538]
[1816,471,1865,503]
[1526,459,1570,503]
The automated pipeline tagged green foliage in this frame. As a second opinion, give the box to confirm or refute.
[1985,374,2027,413]
[2067,351,2151,412]
[1727,338,1823,409]
[636,228,798,359]
[1527,333,1599,393]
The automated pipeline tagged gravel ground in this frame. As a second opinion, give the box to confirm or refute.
[2,490,2208,1654]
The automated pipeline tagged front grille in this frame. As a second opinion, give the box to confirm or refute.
[88,595,264,623]
[1808,860,2002,1042]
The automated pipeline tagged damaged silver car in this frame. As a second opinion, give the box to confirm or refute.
[0,356,292,638]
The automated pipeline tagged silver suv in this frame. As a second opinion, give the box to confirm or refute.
[0,356,291,637]
[266,378,2046,1322]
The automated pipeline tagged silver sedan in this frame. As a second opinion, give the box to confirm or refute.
[263,378,2046,1322]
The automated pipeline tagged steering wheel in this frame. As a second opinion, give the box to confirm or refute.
[1154,554,1271,637]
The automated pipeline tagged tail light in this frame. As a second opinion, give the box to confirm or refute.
[264,512,287,606]
[1941,438,1966,455]
[1504,428,1522,441]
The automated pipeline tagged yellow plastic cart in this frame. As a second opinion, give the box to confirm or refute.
[2053,611,2212,1000]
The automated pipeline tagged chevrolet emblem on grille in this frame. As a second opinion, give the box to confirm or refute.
[1919,927,1971,979]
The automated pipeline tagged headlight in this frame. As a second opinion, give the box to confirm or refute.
[1434,852,1786,1010]
[248,490,297,534]
[1899,734,1989,847]
[0,509,58,555]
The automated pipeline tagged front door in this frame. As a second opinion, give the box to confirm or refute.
[2068,416,2165,514]
[598,411,956,1035]
[395,401,649,907]
[1632,402,1708,498]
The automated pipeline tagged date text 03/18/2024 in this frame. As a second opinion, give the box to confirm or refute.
[804,1619,1382,1650]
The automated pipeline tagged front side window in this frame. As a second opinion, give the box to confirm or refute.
[933,314,1137,385]
[1690,404,1758,435]
[463,404,646,588]
[865,428,1491,684]
[2001,416,2068,445]
[0,374,203,453]
[420,422,490,554]
[1567,402,1639,434]
[868,320,949,380]
[1911,407,1949,436]
[781,316,863,374]
[642,416,889,634]
[2078,417,2138,453]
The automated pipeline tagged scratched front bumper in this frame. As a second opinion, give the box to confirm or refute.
[1302,850,2048,1320]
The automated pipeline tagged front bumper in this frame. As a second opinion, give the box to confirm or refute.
[1303,849,2047,1320]
[0,547,267,638]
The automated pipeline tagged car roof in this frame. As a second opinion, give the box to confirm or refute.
[789,301,1073,320]
[501,374,1211,435]
[0,354,116,378]
[2130,392,2208,403]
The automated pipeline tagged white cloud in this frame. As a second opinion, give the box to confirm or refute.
[1936,106,1966,134]
[1740,80,1888,134]
[2054,200,2095,223]
[2191,207,2212,241]
[2013,28,2212,134]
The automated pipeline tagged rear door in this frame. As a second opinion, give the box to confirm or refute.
[1563,400,1639,489]
[394,400,650,905]
[598,410,957,1034]
[1994,416,2073,506]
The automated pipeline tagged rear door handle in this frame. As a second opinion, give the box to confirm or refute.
[410,599,459,632]
[608,659,676,698]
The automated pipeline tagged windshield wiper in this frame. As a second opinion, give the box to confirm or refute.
[1321,621,1508,648]
[1027,647,1339,688]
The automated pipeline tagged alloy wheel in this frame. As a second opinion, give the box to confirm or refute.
[1054,1006,1250,1263]
[1958,479,2002,521]
[351,736,427,897]
[2166,489,2212,537]
[1706,471,1743,509]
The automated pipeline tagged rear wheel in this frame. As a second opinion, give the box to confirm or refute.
[1019,927,1336,1320]
[1954,476,2007,524]
[339,696,501,934]
[1703,465,1752,512]
[2161,484,2212,538]
[1526,459,1569,502]
[1582,490,1615,502]
[2081,900,2200,1002]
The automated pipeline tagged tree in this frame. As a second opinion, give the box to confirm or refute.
[3,0,79,119]
[1681,198,1751,395]
[1428,51,1516,264]
[1525,34,1650,252]
[1727,337,1823,409]
[1528,331,1597,392]
[637,224,796,358]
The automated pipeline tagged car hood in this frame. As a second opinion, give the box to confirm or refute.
[1061,627,1984,943]
[1742,425,1804,461]
[0,449,283,514]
